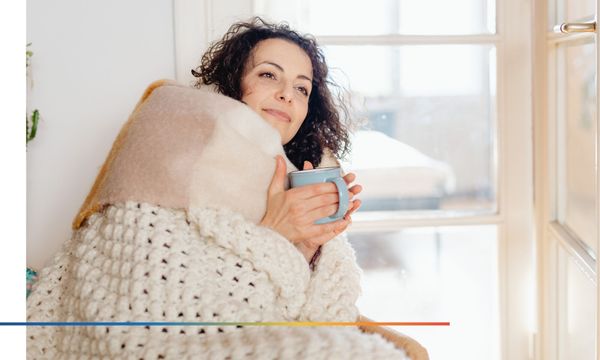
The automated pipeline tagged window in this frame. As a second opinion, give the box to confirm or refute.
[349,226,499,360]
[254,2,506,359]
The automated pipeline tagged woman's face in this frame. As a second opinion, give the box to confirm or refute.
[241,38,313,144]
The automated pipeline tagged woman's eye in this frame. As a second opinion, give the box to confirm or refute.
[259,72,276,80]
[296,87,309,96]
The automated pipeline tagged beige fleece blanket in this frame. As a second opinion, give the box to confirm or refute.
[74,79,301,229]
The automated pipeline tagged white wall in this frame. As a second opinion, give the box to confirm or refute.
[26,0,176,269]
[173,0,254,85]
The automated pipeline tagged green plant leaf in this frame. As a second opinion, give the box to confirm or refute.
[26,109,39,144]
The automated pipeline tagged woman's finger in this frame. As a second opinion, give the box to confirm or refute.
[288,182,338,200]
[305,220,350,247]
[343,172,356,185]
[346,199,361,218]
[302,198,359,228]
[343,199,361,220]
[343,202,354,220]
[266,155,288,197]
[349,184,362,196]
[300,203,340,225]
[299,193,340,214]
[303,217,347,238]
[305,219,350,246]
[344,200,355,216]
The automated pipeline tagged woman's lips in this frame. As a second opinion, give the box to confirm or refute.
[263,108,291,122]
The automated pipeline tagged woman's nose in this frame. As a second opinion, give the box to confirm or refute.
[276,84,293,103]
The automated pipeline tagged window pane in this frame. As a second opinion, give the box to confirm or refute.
[397,0,496,35]
[566,0,595,23]
[254,0,496,35]
[348,225,499,360]
[557,242,596,359]
[551,0,595,30]
[325,45,497,214]
[557,38,598,253]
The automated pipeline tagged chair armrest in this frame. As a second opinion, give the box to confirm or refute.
[357,315,429,360]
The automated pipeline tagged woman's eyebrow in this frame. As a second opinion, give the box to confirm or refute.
[256,61,313,82]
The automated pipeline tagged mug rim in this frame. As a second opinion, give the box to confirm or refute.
[289,166,341,175]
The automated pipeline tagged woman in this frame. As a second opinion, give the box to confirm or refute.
[26,17,412,359]
[192,17,363,265]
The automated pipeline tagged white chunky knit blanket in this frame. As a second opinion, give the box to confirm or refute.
[27,202,408,359]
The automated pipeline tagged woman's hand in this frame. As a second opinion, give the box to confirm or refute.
[303,160,362,222]
[259,155,362,262]
[342,169,363,220]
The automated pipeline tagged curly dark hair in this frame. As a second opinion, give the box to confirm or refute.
[191,17,351,169]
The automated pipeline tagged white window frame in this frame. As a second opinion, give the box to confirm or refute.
[173,1,535,359]
[533,0,600,358]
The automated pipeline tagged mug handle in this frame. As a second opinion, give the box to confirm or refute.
[329,177,349,220]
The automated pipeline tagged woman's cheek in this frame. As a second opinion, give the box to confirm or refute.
[290,120,304,140]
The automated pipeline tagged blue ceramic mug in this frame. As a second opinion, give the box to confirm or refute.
[288,167,349,224]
